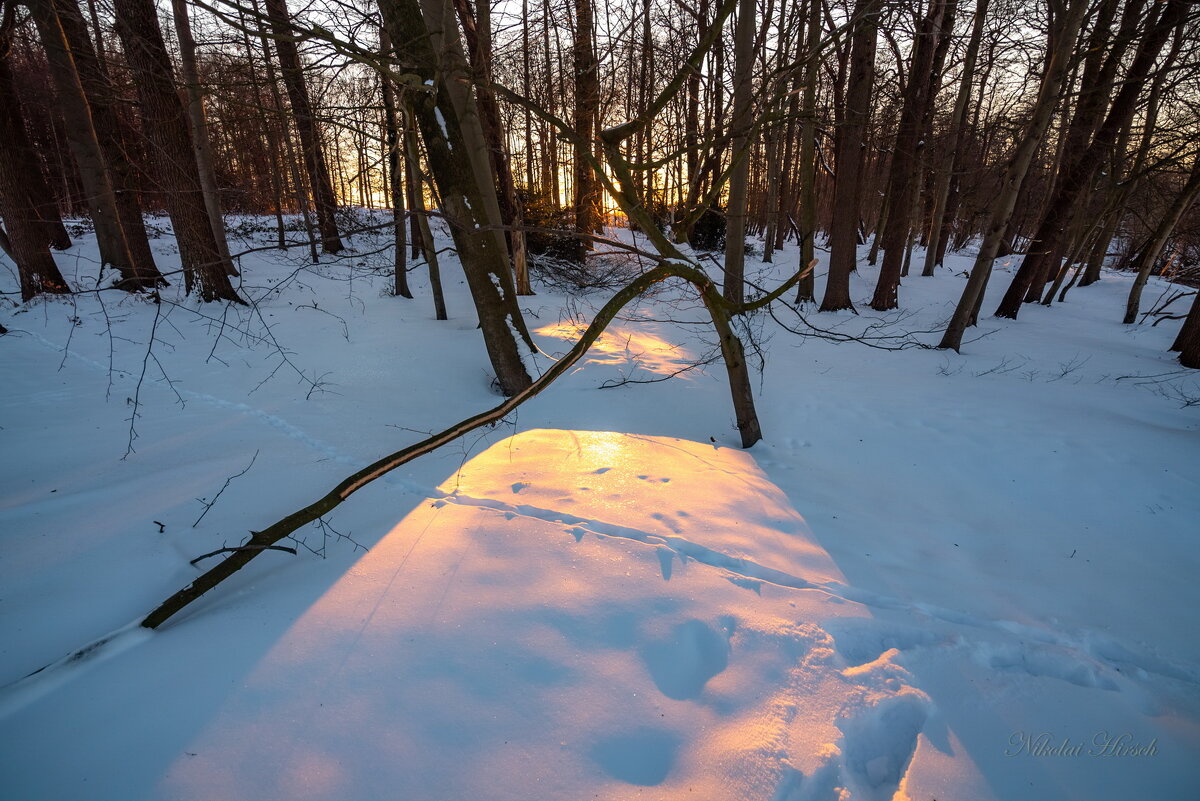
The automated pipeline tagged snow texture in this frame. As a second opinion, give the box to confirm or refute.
[1,216,1197,800]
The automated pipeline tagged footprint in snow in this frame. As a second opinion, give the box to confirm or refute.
[836,689,930,800]
[590,727,682,786]
[640,619,730,700]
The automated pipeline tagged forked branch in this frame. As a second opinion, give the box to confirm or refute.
[139,259,812,630]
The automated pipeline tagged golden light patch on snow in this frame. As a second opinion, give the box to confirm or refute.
[156,431,985,801]
[534,322,695,377]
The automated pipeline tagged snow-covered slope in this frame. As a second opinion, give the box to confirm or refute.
[1,220,1197,799]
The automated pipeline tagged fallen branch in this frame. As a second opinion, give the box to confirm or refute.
[139,258,811,630]
[189,544,298,565]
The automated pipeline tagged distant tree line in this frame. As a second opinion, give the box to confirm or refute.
[1,0,1199,368]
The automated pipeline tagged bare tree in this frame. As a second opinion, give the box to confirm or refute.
[572,0,603,244]
[869,0,956,310]
[922,0,988,277]
[722,0,756,307]
[111,0,243,302]
[1124,157,1200,324]
[821,0,880,312]
[995,0,1194,319]
[379,24,411,299]
[0,9,69,251]
[939,0,1089,351]
[262,0,343,253]
[25,0,164,290]
[453,0,533,294]
[170,0,238,277]
[380,0,535,395]
[0,100,70,299]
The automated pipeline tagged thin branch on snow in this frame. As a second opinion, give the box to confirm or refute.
[193,450,261,528]
[190,544,297,565]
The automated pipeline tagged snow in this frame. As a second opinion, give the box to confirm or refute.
[1,218,1198,800]
[434,107,450,143]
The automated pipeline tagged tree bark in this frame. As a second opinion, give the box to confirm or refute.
[381,0,534,395]
[1123,158,1200,324]
[170,0,238,277]
[995,0,1192,319]
[0,121,70,300]
[923,0,988,276]
[26,0,161,290]
[722,0,756,307]
[262,0,343,253]
[379,25,411,299]
[403,97,447,320]
[939,0,1088,350]
[572,0,603,244]
[1018,0,1138,302]
[821,0,880,312]
[52,0,162,281]
[794,0,820,304]
[1174,291,1200,367]
[0,34,70,250]
[452,0,532,294]
[112,0,243,302]
[870,0,955,310]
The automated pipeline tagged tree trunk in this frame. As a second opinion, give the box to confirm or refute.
[381,0,534,395]
[262,0,343,253]
[170,0,237,277]
[451,0,532,294]
[722,0,756,307]
[870,0,955,310]
[793,0,820,303]
[924,0,988,276]
[403,105,447,320]
[1175,291,1200,367]
[111,0,243,302]
[939,0,1089,350]
[245,0,317,261]
[0,125,70,300]
[1123,158,1200,324]
[1020,0,1138,303]
[1079,21,1184,289]
[53,0,162,281]
[0,35,70,250]
[572,0,603,244]
[995,0,1191,319]
[26,0,160,290]
[379,26,411,299]
[821,0,880,312]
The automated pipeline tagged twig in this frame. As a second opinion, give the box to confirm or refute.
[124,295,164,459]
[193,450,260,527]
[189,544,297,565]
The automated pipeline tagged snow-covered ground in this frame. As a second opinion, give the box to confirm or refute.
[1,218,1198,800]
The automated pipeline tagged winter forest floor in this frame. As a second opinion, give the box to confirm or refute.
[1,216,1198,800]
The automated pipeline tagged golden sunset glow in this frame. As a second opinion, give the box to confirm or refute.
[535,323,696,378]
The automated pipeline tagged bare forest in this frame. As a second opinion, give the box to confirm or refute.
[1,0,1199,361]
[4,1,1200,798]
